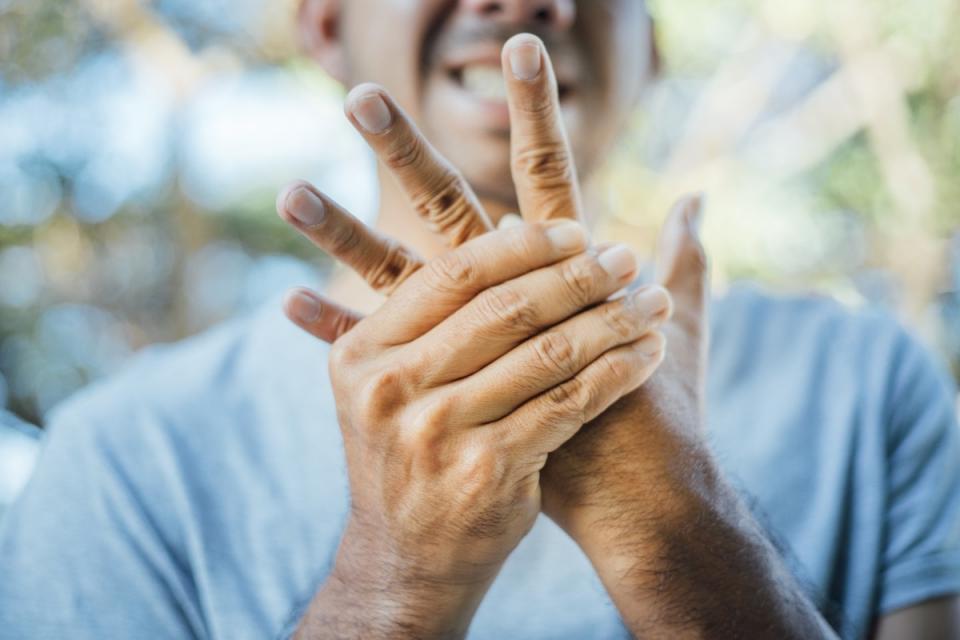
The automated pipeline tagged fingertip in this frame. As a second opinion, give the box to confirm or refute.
[345,82,388,106]
[283,288,323,326]
[345,83,394,135]
[275,180,311,219]
[543,218,588,253]
[636,330,667,360]
[504,33,545,82]
[633,284,674,323]
[504,32,545,53]
[497,213,524,230]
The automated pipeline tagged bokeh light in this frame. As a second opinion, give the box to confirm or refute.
[0,0,956,434]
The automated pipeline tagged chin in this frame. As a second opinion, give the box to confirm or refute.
[460,158,519,213]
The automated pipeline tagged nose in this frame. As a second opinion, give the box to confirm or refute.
[460,0,576,31]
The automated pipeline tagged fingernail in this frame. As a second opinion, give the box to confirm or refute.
[510,40,542,81]
[351,91,393,134]
[636,332,666,358]
[597,244,638,280]
[286,290,321,324]
[285,187,326,227]
[628,286,672,321]
[498,213,524,230]
[545,220,587,251]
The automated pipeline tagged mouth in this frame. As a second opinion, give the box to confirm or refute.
[446,58,575,106]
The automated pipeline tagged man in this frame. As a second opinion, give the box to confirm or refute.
[1,1,958,638]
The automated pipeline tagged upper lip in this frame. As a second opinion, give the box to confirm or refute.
[442,42,579,94]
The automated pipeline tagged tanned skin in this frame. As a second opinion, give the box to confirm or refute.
[277,1,960,637]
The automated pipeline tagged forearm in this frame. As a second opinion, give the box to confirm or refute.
[574,446,837,639]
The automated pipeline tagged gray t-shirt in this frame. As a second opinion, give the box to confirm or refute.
[2,285,959,639]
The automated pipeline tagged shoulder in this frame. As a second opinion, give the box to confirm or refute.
[35,299,339,543]
[714,283,907,349]
[712,283,923,381]
[711,282,956,443]
[46,298,330,445]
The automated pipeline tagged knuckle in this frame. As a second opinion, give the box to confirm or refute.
[329,336,361,370]
[412,397,454,439]
[323,218,363,257]
[329,310,359,342]
[511,223,550,260]
[385,137,425,171]
[517,93,558,122]
[598,351,631,382]
[546,376,590,423]
[411,174,476,238]
[477,286,538,330]
[558,256,600,306]
[601,302,639,341]
[512,142,574,187]
[364,242,421,294]
[532,331,577,374]
[427,250,479,291]
[457,443,502,486]
[405,398,456,460]
[357,367,405,416]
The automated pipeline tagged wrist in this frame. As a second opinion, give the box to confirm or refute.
[566,441,727,568]
[564,453,831,639]
[296,520,492,639]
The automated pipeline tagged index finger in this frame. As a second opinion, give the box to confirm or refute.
[502,33,584,224]
[371,219,589,346]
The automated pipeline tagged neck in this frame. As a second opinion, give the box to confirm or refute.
[374,166,516,260]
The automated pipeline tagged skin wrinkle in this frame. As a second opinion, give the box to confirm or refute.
[278,2,951,638]
[365,242,422,294]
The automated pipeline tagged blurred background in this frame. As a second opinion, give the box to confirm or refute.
[0,0,958,515]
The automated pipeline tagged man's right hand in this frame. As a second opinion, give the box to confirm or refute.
[288,203,671,638]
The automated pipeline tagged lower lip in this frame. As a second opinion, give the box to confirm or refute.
[441,80,512,132]
[433,74,577,135]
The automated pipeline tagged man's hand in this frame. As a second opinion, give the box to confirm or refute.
[283,186,672,636]
[283,33,839,638]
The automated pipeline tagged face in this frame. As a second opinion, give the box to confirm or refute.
[305,0,653,209]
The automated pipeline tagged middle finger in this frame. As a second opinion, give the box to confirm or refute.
[411,242,640,384]
[503,33,584,224]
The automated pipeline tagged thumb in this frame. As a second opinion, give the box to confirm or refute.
[655,194,708,333]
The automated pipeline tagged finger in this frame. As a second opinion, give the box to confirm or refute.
[498,213,524,230]
[283,288,363,344]
[413,243,641,383]
[655,194,708,332]
[503,34,584,223]
[277,181,424,295]
[490,332,667,456]
[345,83,493,246]
[372,219,589,345]
[453,286,672,423]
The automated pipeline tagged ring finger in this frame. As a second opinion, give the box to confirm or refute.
[451,285,672,424]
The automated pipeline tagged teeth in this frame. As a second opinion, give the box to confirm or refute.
[461,65,507,102]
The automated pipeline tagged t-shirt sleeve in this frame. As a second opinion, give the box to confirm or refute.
[0,405,200,639]
[878,330,960,614]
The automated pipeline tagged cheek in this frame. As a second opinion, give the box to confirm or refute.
[567,7,650,176]
[341,0,446,117]
[587,12,649,128]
